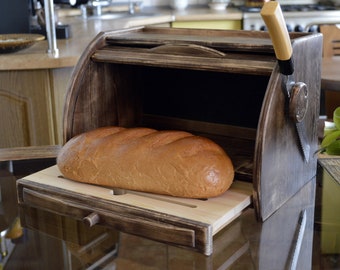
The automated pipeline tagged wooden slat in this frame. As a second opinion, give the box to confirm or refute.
[0,145,61,162]
[142,114,257,140]
[92,48,274,76]
[105,33,275,52]
[104,26,307,54]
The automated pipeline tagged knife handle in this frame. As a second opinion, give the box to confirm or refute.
[261,1,294,75]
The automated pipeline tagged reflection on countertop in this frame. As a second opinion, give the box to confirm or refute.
[0,158,339,269]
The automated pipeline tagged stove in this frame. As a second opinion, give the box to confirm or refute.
[242,4,340,32]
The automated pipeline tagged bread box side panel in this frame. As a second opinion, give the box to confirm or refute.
[63,29,145,142]
[253,33,323,221]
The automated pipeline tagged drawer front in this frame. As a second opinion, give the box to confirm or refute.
[18,185,212,255]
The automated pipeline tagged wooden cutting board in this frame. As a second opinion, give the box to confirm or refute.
[17,165,252,255]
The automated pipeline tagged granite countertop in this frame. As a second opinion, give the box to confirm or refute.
[0,6,242,71]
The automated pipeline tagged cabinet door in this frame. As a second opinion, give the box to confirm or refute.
[171,20,242,30]
[0,70,55,147]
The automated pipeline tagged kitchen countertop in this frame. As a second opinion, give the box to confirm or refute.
[0,12,175,71]
[0,6,242,71]
[0,156,339,268]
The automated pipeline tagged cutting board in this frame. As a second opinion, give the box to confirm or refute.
[17,165,252,255]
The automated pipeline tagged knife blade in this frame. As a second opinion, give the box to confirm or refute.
[289,82,310,161]
[287,209,307,270]
[260,1,310,162]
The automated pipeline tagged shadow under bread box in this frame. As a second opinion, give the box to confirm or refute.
[17,27,322,255]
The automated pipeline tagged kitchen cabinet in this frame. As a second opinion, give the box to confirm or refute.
[0,68,71,148]
[171,19,242,30]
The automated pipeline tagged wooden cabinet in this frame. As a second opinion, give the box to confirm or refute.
[171,20,242,30]
[0,68,72,148]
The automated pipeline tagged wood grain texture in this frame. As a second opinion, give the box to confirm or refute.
[0,70,55,147]
[50,68,73,145]
[17,165,252,255]
[61,27,321,224]
[253,33,323,221]
[0,145,60,161]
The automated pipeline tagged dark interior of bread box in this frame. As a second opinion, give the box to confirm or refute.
[99,62,271,181]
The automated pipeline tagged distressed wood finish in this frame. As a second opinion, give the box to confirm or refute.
[17,27,322,254]
[17,165,252,256]
[0,145,60,161]
[253,34,322,220]
[61,27,321,220]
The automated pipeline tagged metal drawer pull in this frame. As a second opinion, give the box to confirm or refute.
[83,212,100,227]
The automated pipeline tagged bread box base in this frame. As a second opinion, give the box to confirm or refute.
[17,165,252,256]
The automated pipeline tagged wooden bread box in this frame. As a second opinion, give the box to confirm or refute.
[17,27,322,256]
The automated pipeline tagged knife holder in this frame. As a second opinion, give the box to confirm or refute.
[17,27,322,255]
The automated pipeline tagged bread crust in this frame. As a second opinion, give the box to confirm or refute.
[57,126,234,198]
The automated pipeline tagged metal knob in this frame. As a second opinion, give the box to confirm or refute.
[289,82,308,123]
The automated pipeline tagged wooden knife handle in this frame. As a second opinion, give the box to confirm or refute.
[261,1,294,75]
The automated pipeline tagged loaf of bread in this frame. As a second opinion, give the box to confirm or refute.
[57,126,234,198]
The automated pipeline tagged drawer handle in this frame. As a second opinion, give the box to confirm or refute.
[83,212,100,227]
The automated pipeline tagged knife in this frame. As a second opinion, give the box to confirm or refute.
[261,1,310,162]
[287,209,307,270]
